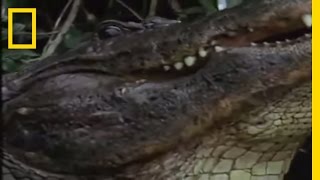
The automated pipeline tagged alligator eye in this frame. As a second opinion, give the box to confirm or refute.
[96,21,130,39]
[98,26,124,39]
[96,19,145,40]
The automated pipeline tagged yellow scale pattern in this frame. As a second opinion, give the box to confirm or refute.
[134,82,311,180]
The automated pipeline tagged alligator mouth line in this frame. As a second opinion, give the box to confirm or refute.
[212,14,312,46]
[129,13,312,82]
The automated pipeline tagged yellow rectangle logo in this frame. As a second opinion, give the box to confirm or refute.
[8,8,36,49]
[313,0,317,179]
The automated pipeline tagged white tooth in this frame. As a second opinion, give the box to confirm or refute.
[248,27,254,32]
[120,88,127,94]
[285,39,291,42]
[250,42,257,46]
[136,79,146,83]
[214,46,225,52]
[184,56,197,67]
[227,31,237,37]
[17,107,31,115]
[198,47,208,57]
[305,33,311,38]
[163,65,171,71]
[174,62,184,70]
[86,47,94,53]
[276,41,282,45]
[210,40,217,46]
[301,14,312,27]
[263,42,270,46]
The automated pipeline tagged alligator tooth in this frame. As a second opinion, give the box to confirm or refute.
[301,14,312,27]
[161,59,167,65]
[120,88,127,94]
[198,47,208,57]
[184,56,197,67]
[17,107,32,115]
[163,65,171,71]
[250,42,257,46]
[210,40,217,46]
[174,62,184,70]
[25,152,36,158]
[276,41,282,45]
[214,46,225,52]
[22,130,30,135]
[263,42,270,46]
[136,79,146,84]
[304,33,311,38]
[248,27,254,32]
[285,39,291,43]
[86,47,94,53]
[226,31,237,37]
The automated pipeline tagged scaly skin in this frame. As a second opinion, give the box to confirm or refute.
[3,37,311,180]
[2,0,311,180]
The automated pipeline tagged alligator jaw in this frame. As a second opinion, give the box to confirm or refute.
[111,0,312,78]
[117,1,312,81]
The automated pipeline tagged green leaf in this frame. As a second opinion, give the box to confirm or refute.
[182,7,204,16]
[63,28,91,50]
[2,49,40,72]
[198,0,218,13]
[1,28,8,40]
[2,49,39,61]
[6,0,32,8]
[2,15,8,22]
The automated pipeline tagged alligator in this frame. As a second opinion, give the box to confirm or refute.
[2,0,312,180]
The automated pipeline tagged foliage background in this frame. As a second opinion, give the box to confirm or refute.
[1,0,243,73]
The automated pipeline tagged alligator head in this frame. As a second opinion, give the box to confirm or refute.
[3,0,311,180]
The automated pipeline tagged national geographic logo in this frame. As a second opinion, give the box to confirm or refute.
[8,8,36,49]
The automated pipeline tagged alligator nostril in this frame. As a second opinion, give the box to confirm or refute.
[148,96,158,101]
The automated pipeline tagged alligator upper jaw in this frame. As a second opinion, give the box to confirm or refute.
[130,1,312,81]
[210,0,312,47]
[217,20,311,47]
[134,30,312,82]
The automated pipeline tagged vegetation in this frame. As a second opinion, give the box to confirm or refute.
[1,0,242,73]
